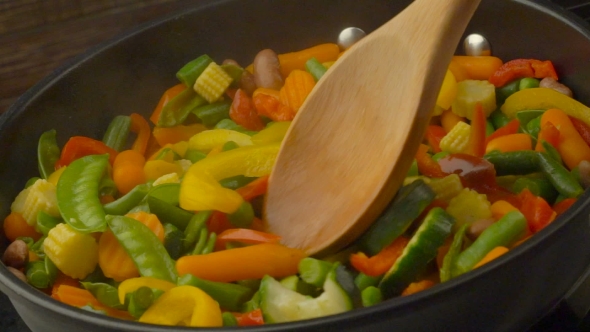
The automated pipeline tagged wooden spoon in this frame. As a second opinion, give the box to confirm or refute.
[265,0,481,256]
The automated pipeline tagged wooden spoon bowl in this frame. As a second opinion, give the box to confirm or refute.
[265,0,481,256]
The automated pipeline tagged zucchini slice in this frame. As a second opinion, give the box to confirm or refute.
[260,265,353,323]
[379,207,455,297]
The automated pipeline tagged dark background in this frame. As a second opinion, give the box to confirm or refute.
[0,0,589,331]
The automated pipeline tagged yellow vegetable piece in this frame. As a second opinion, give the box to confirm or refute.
[428,174,464,203]
[473,246,509,269]
[439,121,471,154]
[180,143,280,213]
[193,62,233,104]
[171,140,189,158]
[251,121,291,145]
[435,69,458,111]
[501,87,590,127]
[451,79,496,120]
[139,285,222,327]
[189,129,253,152]
[117,277,176,304]
[446,188,492,230]
[144,160,183,181]
[11,179,60,227]
[47,166,67,186]
[44,223,98,279]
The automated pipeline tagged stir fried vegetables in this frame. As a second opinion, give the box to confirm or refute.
[4,35,590,328]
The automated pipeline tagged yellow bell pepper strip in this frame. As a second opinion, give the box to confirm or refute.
[251,121,291,145]
[139,285,222,327]
[144,160,184,181]
[117,277,176,304]
[179,143,280,213]
[501,88,590,127]
[435,69,458,111]
[176,243,306,282]
[188,129,253,152]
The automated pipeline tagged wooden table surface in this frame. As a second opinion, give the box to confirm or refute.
[1,0,590,115]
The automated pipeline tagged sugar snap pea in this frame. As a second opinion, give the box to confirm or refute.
[81,282,124,310]
[57,154,110,233]
[107,215,178,283]
[37,129,61,179]
[102,115,131,152]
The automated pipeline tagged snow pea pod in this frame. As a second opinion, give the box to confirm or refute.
[107,215,178,283]
[37,129,61,179]
[57,154,109,233]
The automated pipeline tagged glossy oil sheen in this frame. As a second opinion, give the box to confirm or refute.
[0,0,589,331]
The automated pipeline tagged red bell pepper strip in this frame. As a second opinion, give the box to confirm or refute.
[215,228,281,251]
[207,211,233,235]
[415,144,448,178]
[150,84,186,125]
[535,121,561,152]
[229,89,265,131]
[349,236,410,277]
[467,103,486,157]
[518,189,556,233]
[489,59,558,87]
[55,136,118,168]
[485,118,520,146]
[569,116,590,148]
[233,308,265,326]
[235,175,269,201]
[425,125,447,153]
[130,113,151,156]
[253,93,296,122]
[553,198,577,216]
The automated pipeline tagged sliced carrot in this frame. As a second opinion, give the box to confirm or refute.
[3,212,41,242]
[98,212,164,281]
[112,149,146,195]
[152,123,206,146]
[176,243,306,282]
[52,284,132,320]
[485,133,532,154]
[451,56,504,81]
[279,70,315,113]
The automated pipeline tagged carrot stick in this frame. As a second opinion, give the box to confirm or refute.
[52,284,132,320]
[277,43,340,77]
[112,150,146,195]
[235,175,269,201]
[150,84,186,125]
[130,113,151,156]
[401,280,436,296]
[3,212,41,242]
[176,243,306,282]
[473,246,509,269]
[485,133,532,154]
[541,108,590,169]
[451,56,504,80]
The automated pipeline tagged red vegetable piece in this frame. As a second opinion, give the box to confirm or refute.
[233,308,265,326]
[467,103,486,157]
[350,236,410,277]
[55,136,118,168]
[425,125,447,153]
[253,93,296,122]
[485,119,520,146]
[518,189,556,233]
[229,89,265,131]
[415,144,448,178]
[489,59,558,87]
[235,175,269,201]
[569,116,590,148]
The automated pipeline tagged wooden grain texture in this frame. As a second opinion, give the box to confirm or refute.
[0,0,197,113]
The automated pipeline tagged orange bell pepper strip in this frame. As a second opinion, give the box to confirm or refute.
[415,144,448,178]
[486,133,532,154]
[489,59,558,87]
[235,175,269,201]
[55,136,117,168]
[401,280,436,296]
[253,92,295,121]
[569,115,590,147]
[176,243,306,282]
[215,228,281,251]
[451,56,503,81]
[553,197,577,216]
[130,113,151,156]
[150,83,186,125]
[485,118,520,145]
[467,103,486,157]
[425,125,447,153]
[152,123,207,146]
[518,189,556,233]
[349,236,410,277]
[541,108,590,169]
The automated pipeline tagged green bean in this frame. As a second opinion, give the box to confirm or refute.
[512,176,558,203]
[81,282,124,309]
[102,115,131,152]
[440,224,467,282]
[183,210,211,252]
[406,160,419,177]
[489,109,511,130]
[193,101,231,127]
[178,274,254,312]
[496,79,521,106]
[361,286,383,307]
[148,183,180,206]
[163,223,184,260]
[538,152,584,198]
[103,183,150,215]
[191,227,209,255]
[126,286,154,318]
[241,291,260,312]
[158,89,207,127]
[305,57,328,81]
[526,116,542,140]
[222,312,239,326]
[176,54,213,87]
[485,120,495,137]
[484,150,539,176]
[201,232,217,255]
[37,129,60,179]
[519,77,540,90]
[298,257,334,288]
[26,256,58,289]
[184,149,207,163]
[354,272,381,292]
[147,196,193,230]
[540,140,562,164]
[214,119,257,136]
[221,64,245,88]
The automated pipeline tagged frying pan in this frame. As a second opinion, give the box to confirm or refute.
[1,0,590,331]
